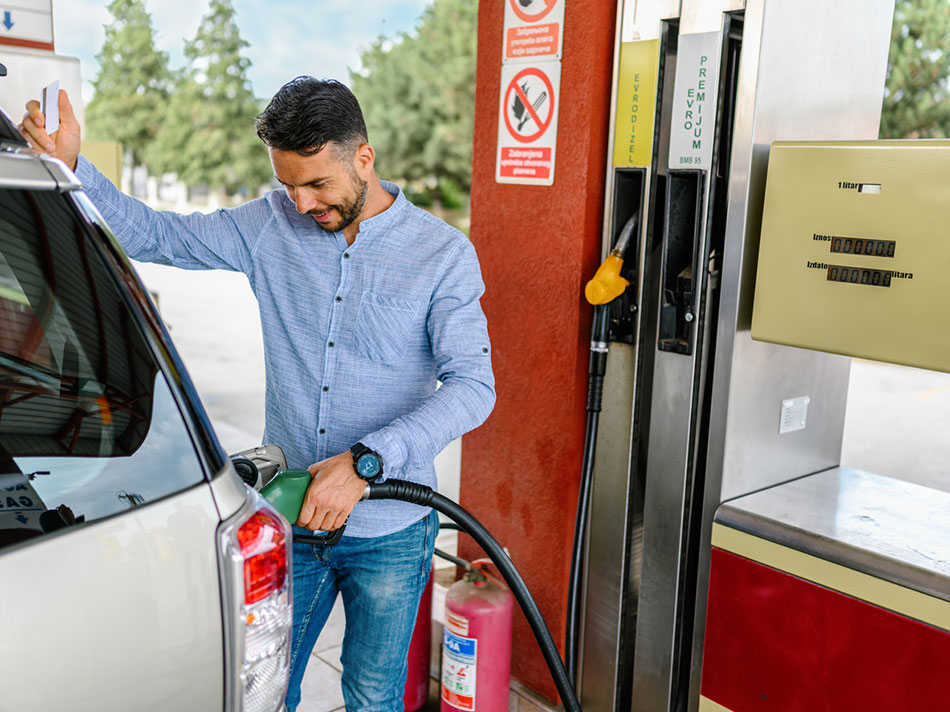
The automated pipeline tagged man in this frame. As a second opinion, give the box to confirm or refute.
[20,77,495,710]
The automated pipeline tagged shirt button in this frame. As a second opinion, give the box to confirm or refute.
[335,296,342,303]
[318,428,326,435]
[328,341,335,348]
[343,252,350,259]
[322,386,329,392]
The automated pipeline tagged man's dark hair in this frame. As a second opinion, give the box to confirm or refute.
[256,77,368,157]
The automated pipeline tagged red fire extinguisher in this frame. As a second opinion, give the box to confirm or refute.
[404,572,434,711]
[441,563,514,712]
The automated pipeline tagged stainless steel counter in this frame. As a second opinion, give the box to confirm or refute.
[716,467,950,602]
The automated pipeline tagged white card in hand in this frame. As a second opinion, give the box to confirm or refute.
[41,80,60,135]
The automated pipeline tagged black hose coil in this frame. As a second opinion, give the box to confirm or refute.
[365,480,582,712]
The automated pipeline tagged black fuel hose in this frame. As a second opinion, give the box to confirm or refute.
[434,521,473,569]
[364,480,582,712]
[564,302,610,684]
[565,212,639,686]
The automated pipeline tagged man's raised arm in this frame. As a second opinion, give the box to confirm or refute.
[19,90,267,274]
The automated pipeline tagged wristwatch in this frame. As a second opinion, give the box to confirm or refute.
[350,442,383,482]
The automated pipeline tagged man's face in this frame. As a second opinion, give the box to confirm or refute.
[270,143,369,233]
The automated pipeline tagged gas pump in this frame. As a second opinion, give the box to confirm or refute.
[695,140,950,711]
[581,1,898,711]
[579,4,677,710]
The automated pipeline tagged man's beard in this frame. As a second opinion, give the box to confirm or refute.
[332,175,368,232]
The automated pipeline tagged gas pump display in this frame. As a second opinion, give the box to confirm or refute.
[826,266,893,287]
[829,237,896,257]
[751,140,950,372]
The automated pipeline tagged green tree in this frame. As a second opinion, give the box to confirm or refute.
[350,0,478,203]
[148,0,271,194]
[85,0,169,169]
[881,0,950,138]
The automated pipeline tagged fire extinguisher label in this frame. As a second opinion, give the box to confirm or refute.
[441,629,477,710]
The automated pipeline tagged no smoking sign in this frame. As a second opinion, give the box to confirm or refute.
[496,61,561,185]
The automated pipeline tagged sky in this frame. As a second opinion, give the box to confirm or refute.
[52,0,430,102]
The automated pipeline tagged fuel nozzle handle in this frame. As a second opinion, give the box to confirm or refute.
[259,468,346,545]
[584,212,639,305]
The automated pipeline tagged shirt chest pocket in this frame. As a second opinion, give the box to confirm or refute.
[354,290,426,363]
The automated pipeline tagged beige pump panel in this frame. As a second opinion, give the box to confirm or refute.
[752,141,950,372]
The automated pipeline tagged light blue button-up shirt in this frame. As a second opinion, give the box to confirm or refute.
[76,157,495,537]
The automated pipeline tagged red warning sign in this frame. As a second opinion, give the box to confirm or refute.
[504,0,564,63]
[503,67,555,143]
[496,61,561,185]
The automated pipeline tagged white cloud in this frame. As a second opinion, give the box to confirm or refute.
[52,0,429,103]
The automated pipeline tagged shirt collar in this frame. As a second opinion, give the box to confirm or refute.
[358,180,408,234]
[279,180,408,239]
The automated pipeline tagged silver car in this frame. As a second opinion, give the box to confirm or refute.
[0,106,291,711]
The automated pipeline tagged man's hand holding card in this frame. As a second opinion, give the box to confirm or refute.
[19,86,81,171]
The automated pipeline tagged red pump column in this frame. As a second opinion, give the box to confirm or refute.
[461,0,618,701]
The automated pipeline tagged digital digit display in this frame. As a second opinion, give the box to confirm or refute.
[830,237,896,258]
[826,265,892,287]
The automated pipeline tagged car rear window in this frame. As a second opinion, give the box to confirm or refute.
[0,186,206,550]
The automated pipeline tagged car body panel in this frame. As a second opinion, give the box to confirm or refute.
[211,464,258,521]
[0,482,225,710]
[0,110,288,710]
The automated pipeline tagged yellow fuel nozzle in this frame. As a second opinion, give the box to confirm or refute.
[585,254,629,305]
[585,212,638,305]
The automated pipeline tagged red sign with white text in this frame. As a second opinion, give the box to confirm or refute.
[498,147,553,180]
[506,23,560,61]
[503,0,564,63]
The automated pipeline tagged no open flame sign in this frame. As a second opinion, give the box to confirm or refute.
[495,61,561,185]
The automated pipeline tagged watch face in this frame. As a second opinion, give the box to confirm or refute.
[356,453,381,479]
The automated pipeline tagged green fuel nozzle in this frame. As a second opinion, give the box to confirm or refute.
[259,468,311,524]
[260,468,348,546]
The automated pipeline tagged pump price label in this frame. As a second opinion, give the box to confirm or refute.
[442,629,477,710]
[668,32,723,170]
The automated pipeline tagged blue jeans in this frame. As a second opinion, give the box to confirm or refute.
[285,510,437,711]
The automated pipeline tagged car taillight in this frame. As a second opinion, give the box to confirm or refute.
[238,511,288,605]
[219,494,293,712]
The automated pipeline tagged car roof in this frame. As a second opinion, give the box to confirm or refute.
[0,105,81,192]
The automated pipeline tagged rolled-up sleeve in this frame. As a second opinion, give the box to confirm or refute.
[361,239,495,475]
